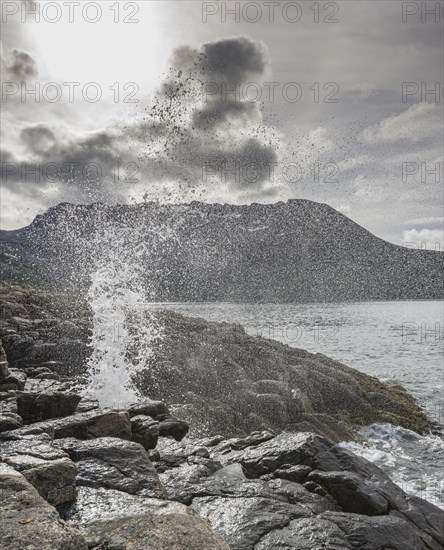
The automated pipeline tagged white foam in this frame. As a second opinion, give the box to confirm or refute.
[340,423,444,509]
[77,221,162,407]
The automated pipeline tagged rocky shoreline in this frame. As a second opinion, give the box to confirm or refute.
[1,282,443,549]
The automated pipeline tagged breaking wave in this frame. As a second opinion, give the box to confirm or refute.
[340,423,444,509]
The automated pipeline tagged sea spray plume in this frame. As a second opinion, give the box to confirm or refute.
[80,208,194,407]
[24,203,192,406]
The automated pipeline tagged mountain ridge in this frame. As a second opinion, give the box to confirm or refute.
[1,199,442,302]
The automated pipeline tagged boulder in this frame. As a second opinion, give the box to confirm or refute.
[158,416,189,441]
[63,487,230,550]
[131,414,159,450]
[29,408,132,440]
[2,368,27,390]
[0,412,23,432]
[0,439,77,506]
[54,436,164,497]
[84,513,231,550]
[16,391,81,423]
[0,342,9,381]
[321,511,438,550]
[128,399,170,419]
[239,431,444,548]
[0,463,87,550]
[192,494,312,550]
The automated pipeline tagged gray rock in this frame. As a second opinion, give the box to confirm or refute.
[158,416,189,441]
[192,494,311,550]
[0,342,9,381]
[0,412,23,432]
[131,414,159,450]
[322,511,437,550]
[0,463,87,550]
[0,423,55,442]
[16,391,81,423]
[239,431,444,548]
[307,470,389,515]
[54,436,164,497]
[0,439,77,506]
[128,399,170,419]
[255,516,353,549]
[74,396,100,413]
[64,487,230,550]
[82,512,231,550]
[2,368,27,390]
[29,408,132,440]
[262,464,311,484]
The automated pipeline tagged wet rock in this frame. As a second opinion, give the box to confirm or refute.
[0,342,9,381]
[307,470,389,515]
[0,439,77,506]
[54,436,164,497]
[255,516,353,549]
[16,391,81,423]
[239,430,444,548]
[24,377,70,393]
[62,486,182,526]
[159,461,224,503]
[0,464,87,550]
[131,414,159,450]
[0,412,23,432]
[30,409,132,440]
[0,392,18,414]
[63,487,230,550]
[74,396,100,413]
[321,511,436,550]
[262,464,311,484]
[192,494,312,550]
[158,416,189,441]
[229,430,275,451]
[2,368,27,390]
[127,399,170,419]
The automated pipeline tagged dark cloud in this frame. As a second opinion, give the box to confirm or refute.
[142,36,278,190]
[3,49,38,81]
[192,100,259,131]
[20,125,57,156]
[201,36,269,85]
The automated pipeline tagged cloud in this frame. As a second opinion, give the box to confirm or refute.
[2,48,38,81]
[20,124,57,156]
[362,102,442,144]
[2,36,281,211]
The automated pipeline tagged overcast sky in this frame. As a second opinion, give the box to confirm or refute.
[1,0,443,247]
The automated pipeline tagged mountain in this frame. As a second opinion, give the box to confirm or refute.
[1,199,442,302]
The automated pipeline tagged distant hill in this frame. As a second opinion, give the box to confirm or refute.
[1,200,442,302]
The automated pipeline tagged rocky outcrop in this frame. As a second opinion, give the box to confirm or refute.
[54,437,164,497]
[0,463,87,550]
[1,439,77,506]
[0,283,434,442]
[1,282,443,548]
[152,431,443,550]
[135,309,433,439]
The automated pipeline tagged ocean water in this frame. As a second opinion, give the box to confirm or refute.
[154,300,444,508]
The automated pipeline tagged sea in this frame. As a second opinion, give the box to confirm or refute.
[154,300,444,509]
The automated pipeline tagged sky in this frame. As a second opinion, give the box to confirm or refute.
[1,0,443,247]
